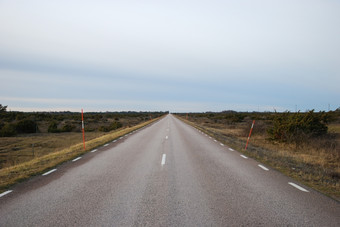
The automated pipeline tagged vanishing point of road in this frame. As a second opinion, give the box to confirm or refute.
[0,114,339,226]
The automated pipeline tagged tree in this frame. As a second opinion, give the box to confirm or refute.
[0,104,7,113]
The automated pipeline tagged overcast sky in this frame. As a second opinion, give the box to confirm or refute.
[1,0,339,112]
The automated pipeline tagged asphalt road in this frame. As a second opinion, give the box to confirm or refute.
[1,114,339,226]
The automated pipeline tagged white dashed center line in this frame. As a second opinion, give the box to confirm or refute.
[0,190,13,198]
[240,155,248,159]
[72,157,82,162]
[288,182,309,192]
[104,144,109,147]
[42,169,57,176]
[113,140,117,143]
[165,136,168,140]
[220,143,224,146]
[229,148,234,151]
[258,164,269,171]
[161,154,166,166]
[91,149,98,153]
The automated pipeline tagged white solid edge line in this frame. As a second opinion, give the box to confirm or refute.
[288,182,309,192]
[161,154,166,165]
[91,149,98,153]
[42,169,57,176]
[0,190,13,198]
[72,157,82,162]
[258,164,269,171]
[240,155,248,159]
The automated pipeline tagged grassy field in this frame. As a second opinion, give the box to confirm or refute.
[0,117,162,193]
[0,132,106,168]
[0,110,167,168]
[175,112,340,200]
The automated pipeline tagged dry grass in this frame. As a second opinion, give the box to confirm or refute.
[0,118,160,192]
[0,132,107,168]
[177,116,340,200]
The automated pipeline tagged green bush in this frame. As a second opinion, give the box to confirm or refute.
[0,123,17,137]
[61,123,75,132]
[267,110,328,145]
[16,119,37,133]
[98,121,123,132]
[48,121,61,133]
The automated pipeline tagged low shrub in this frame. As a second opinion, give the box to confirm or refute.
[0,124,17,137]
[267,110,328,146]
[16,119,37,133]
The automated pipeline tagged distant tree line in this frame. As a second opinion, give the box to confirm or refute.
[0,104,168,137]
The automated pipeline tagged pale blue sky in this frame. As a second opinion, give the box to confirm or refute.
[1,0,339,112]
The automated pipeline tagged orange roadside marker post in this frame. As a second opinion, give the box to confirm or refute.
[245,120,255,150]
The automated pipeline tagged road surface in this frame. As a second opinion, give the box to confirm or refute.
[1,114,339,226]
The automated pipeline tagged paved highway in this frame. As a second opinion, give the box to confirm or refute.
[1,114,339,226]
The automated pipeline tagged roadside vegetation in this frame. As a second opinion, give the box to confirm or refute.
[175,109,340,200]
[0,104,167,192]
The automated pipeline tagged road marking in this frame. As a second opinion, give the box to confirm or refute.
[42,169,57,176]
[161,154,166,165]
[209,136,212,139]
[0,190,13,198]
[113,140,117,143]
[214,139,217,142]
[258,164,269,171]
[91,149,98,153]
[229,148,234,151]
[165,136,168,140]
[220,143,224,146]
[288,182,309,192]
[104,144,109,147]
[72,157,82,162]
[240,155,248,159]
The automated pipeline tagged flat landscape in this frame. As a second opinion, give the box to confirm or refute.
[0,110,166,168]
[1,1,339,226]
[1,115,339,226]
[0,110,167,192]
[175,110,340,200]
